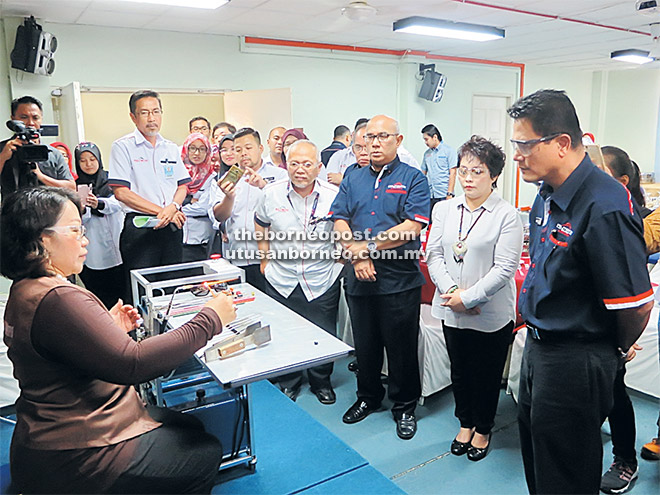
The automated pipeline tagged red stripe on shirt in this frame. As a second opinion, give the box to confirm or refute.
[603,288,653,305]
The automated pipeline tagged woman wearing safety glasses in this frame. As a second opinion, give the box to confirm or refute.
[425,135,523,461]
[1,187,236,493]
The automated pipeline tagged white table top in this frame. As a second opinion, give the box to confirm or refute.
[159,283,353,389]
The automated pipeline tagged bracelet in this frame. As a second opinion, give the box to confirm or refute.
[172,202,182,211]
[446,285,459,294]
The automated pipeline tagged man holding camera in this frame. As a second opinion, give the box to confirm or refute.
[0,96,75,200]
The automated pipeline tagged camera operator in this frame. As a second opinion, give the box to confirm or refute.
[0,96,75,200]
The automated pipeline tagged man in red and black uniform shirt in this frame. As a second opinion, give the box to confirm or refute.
[331,115,429,440]
[512,90,653,494]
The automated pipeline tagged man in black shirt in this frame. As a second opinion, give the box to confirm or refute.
[0,96,74,200]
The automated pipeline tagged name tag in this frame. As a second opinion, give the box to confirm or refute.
[163,164,174,178]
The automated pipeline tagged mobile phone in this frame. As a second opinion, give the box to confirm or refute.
[219,164,244,189]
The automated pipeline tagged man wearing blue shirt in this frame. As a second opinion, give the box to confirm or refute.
[420,124,457,216]
[331,115,429,440]
[511,90,653,494]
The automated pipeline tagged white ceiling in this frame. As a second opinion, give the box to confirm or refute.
[1,0,660,70]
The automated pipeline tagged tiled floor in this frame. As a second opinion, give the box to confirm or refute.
[295,356,660,495]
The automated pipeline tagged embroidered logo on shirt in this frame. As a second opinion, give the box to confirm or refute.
[386,182,407,194]
[555,222,573,237]
[275,207,289,213]
[133,157,148,163]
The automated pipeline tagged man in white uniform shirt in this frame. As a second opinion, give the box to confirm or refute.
[108,90,189,300]
[210,127,287,291]
[262,126,286,168]
[255,140,342,403]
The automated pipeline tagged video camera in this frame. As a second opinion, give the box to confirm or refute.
[6,119,52,163]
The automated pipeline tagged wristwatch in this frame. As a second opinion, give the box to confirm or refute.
[447,192,455,198]
[172,202,182,211]
[366,241,378,253]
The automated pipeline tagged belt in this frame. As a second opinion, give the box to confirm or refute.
[525,322,605,343]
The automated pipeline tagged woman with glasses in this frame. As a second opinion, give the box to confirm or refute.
[180,133,217,262]
[426,135,523,461]
[75,142,125,309]
[1,187,236,494]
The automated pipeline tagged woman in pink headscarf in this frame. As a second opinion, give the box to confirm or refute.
[51,141,77,179]
[180,133,217,261]
[279,128,308,169]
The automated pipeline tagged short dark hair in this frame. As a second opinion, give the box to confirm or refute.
[602,146,645,209]
[354,118,369,130]
[189,116,210,130]
[234,127,261,145]
[334,125,350,139]
[1,187,81,281]
[458,135,506,188]
[129,90,162,115]
[421,124,441,141]
[213,122,237,135]
[507,89,582,149]
[351,123,367,145]
[11,96,43,116]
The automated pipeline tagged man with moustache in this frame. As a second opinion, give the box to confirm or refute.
[210,127,287,291]
[254,140,342,403]
[108,90,189,300]
[262,126,286,168]
[331,115,430,439]
[511,89,653,494]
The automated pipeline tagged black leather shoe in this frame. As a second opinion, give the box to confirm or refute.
[395,413,417,440]
[314,388,336,405]
[281,387,301,402]
[451,438,471,456]
[342,400,379,424]
[467,433,492,461]
[347,360,358,373]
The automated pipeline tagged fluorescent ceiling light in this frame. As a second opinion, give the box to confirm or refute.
[117,0,229,9]
[610,49,654,64]
[393,16,504,42]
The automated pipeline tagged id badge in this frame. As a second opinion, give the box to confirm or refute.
[163,164,174,178]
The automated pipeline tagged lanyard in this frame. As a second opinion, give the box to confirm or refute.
[287,183,319,229]
[458,204,486,242]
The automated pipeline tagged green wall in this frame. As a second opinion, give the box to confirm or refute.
[1,17,659,207]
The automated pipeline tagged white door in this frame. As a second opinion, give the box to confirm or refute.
[471,95,513,202]
[52,81,85,148]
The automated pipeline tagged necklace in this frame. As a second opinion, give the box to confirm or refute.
[452,205,486,263]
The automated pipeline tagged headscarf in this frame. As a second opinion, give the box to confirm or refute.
[74,142,112,199]
[52,141,77,179]
[181,133,214,195]
[217,134,235,177]
[279,128,308,168]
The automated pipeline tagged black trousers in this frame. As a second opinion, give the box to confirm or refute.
[430,197,446,219]
[518,336,618,494]
[443,320,513,435]
[266,278,340,392]
[107,407,222,494]
[608,364,637,463]
[79,264,125,309]
[243,263,267,293]
[181,243,209,263]
[347,287,421,416]
[119,215,183,301]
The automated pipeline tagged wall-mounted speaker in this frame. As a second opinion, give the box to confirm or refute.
[418,70,447,102]
[11,16,57,76]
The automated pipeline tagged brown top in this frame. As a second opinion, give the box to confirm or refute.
[4,276,222,450]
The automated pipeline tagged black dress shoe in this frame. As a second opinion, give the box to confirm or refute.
[342,400,379,424]
[467,433,492,461]
[451,438,471,456]
[347,360,358,373]
[395,413,417,440]
[314,388,336,405]
[281,387,301,402]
